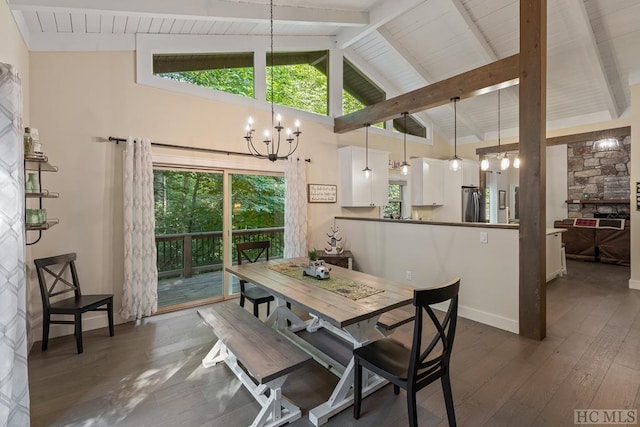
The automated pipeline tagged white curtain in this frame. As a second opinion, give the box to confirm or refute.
[284,157,308,258]
[0,63,30,426]
[121,137,158,320]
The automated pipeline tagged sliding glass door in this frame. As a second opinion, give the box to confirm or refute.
[152,167,285,310]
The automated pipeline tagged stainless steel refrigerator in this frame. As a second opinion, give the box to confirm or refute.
[462,186,485,222]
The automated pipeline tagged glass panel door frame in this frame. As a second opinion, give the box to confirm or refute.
[224,169,285,299]
[153,162,284,311]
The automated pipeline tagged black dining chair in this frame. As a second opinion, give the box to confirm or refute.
[353,277,461,427]
[236,241,275,317]
[34,253,114,354]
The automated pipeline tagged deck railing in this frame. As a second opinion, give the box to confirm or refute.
[156,227,285,278]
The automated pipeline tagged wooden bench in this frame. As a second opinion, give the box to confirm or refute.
[198,302,312,427]
[376,307,415,335]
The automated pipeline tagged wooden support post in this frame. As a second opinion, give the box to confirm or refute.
[519,0,547,340]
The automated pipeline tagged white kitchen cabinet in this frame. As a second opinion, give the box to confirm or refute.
[339,146,389,207]
[546,229,565,282]
[462,160,480,187]
[410,157,444,206]
[432,159,480,221]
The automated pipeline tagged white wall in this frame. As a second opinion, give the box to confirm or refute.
[336,218,520,333]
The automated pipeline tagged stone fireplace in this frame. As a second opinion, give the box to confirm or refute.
[566,135,631,218]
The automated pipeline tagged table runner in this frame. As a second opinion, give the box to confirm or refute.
[269,262,383,300]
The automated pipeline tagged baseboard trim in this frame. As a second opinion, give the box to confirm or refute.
[629,278,640,290]
[433,302,519,334]
[44,313,111,341]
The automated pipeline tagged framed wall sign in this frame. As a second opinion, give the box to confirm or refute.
[308,184,337,203]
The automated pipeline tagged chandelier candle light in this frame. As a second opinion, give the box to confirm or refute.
[243,0,301,161]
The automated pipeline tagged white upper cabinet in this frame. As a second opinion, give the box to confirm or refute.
[339,146,389,207]
[461,159,480,187]
[433,159,480,221]
[410,157,444,206]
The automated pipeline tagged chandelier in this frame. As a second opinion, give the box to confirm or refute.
[243,0,301,161]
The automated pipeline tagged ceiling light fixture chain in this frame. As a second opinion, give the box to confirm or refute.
[243,0,301,162]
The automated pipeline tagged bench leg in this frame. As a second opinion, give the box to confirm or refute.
[201,340,227,368]
[250,377,302,427]
[208,344,302,427]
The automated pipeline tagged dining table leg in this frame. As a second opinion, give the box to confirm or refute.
[266,297,306,331]
[307,318,388,426]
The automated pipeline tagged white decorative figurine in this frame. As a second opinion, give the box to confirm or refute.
[325,226,344,255]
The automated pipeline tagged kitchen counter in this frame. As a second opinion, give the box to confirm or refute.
[336,216,518,230]
[335,216,520,333]
[546,228,567,235]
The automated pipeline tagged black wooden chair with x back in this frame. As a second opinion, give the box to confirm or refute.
[236,241,275,317]
[34,253,114,354]
[353,277,461,427]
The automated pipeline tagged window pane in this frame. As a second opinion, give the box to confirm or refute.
[266,51,329,115]
[230,174,285,295]
[343,58,385,128]
[384,183,402,218]
[153,52,254,98]
[154,169,225,308]
[393,115,427,138]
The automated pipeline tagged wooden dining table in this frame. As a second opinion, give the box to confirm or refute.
[225,257,416,426]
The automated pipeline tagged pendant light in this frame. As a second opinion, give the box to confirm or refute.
[243,0,301,161]
[513,154,520,169]
[497,90,510,170]
[449,97,462,171]
[400,112,410,175]
[480,157,490,171]
[363,124,372,179]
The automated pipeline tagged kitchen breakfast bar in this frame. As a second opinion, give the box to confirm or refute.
[334,217,566,334]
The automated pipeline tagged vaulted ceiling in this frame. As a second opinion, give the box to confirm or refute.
[8,0,640,144]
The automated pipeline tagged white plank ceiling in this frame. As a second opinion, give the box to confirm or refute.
[8,0,640,144]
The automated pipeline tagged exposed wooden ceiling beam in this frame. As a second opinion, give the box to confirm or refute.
[475,126,631,155]
[8,0,368,26]
[333,54,519,134]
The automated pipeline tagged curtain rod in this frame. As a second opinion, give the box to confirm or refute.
[107,136,311,162]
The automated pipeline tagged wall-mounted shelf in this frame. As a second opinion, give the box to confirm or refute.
[565,199,629,205]
[25,156,58,172]
[25,219,59,231]
[25,190,59,198]
[25,153,59,245]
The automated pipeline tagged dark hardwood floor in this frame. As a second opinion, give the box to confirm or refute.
[28,260,640,426]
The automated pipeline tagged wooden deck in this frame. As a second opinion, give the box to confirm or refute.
[157,271,241,308]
